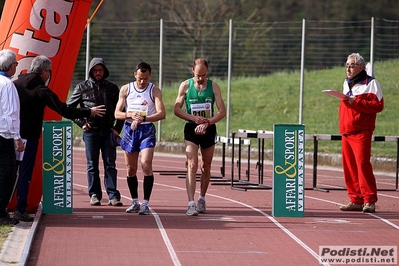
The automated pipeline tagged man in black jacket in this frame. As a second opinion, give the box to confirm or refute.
[13,55,105,222]
[67,58,124,207]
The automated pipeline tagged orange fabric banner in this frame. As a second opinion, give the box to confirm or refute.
[0,0,94,212]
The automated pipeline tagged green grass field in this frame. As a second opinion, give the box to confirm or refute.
[73,59,399,158]
[0,224,12,248]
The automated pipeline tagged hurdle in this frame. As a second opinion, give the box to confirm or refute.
[229,130,273,191]
[226,130,399,192]
[213,136,251,183]
[209,136,252,186]
[311,134,399,192]
[155,137,243,182]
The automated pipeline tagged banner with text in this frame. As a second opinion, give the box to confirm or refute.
[273,124,305,217]
[42,121,73,214]
[1,0,94,213]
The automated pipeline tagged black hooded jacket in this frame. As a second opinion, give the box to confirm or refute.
[14,73,92,140]
[67,58,123,133]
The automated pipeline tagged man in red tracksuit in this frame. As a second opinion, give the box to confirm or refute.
[339,53,384,213]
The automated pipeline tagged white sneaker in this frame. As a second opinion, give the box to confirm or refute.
[186,203,198,216]
[126,200,140,213]
[197,199,206,213]
[363,203,376,213]
[90,194,101,206]
[139,202,150,215]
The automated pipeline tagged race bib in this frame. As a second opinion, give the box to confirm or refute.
[127,104,148,116]
[191,103,212,118]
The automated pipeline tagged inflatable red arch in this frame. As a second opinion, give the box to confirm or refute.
[0,0,94,213]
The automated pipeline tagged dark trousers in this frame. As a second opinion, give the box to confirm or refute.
[0,136,17,218]
[16,139,39,213]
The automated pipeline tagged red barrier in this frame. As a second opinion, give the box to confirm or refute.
[0,0,94,212]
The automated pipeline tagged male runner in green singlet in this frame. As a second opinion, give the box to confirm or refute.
[174,58,226,216]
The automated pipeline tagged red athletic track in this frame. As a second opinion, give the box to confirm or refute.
[26,148,399,266]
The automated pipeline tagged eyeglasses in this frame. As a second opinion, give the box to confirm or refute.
[13,61,18,66]
[345,63,358,69]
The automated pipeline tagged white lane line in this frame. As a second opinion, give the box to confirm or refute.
[378,193,399,200]
[306,195,399,230]
[155,183,330,266]
[73,183,182,266]
[150,209,182,266]
[74,181,329,266]
[366,213,399,229]
[75,177,399,264]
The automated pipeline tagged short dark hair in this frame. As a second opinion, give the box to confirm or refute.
[134,62,151,74]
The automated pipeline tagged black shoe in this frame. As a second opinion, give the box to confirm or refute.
[0,216,19,225]
[14,210,34,222]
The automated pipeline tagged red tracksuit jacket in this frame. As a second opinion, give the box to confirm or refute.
[339,75,384,135]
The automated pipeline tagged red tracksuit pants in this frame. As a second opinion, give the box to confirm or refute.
[341,130,378,205]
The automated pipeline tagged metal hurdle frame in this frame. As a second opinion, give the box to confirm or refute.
[211,136,251,186]
[155,136,249,182]
[227,130,399,192]
[311,134,399,192]
[156,130,399,193]
[229,130,273,191]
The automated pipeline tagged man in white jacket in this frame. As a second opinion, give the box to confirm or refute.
[0,49,24,225]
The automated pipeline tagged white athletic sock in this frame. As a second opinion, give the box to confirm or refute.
[198,196,205,201]
[188,200,195,206]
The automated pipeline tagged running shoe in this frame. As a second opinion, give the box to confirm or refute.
[126,200,140,213]
[139,202,150,215]
[186,203,198,216]
[197,199,206,213]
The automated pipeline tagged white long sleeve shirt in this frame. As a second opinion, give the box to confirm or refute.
[0,73,21,140]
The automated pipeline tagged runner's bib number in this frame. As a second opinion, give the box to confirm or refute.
[128,104,148,116]
[191,103,212,118]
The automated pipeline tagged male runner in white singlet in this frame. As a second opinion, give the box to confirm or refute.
[115,62,165,215]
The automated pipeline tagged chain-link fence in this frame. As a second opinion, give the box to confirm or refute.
[72,18,399,88]
[68,17,399,153]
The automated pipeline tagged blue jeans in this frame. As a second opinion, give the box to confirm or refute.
[83,130,120,200]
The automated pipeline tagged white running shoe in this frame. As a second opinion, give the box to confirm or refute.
[186,203,198,216]
[139,202,150,215]
[126,200,140,213]
[197,199,206,213]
